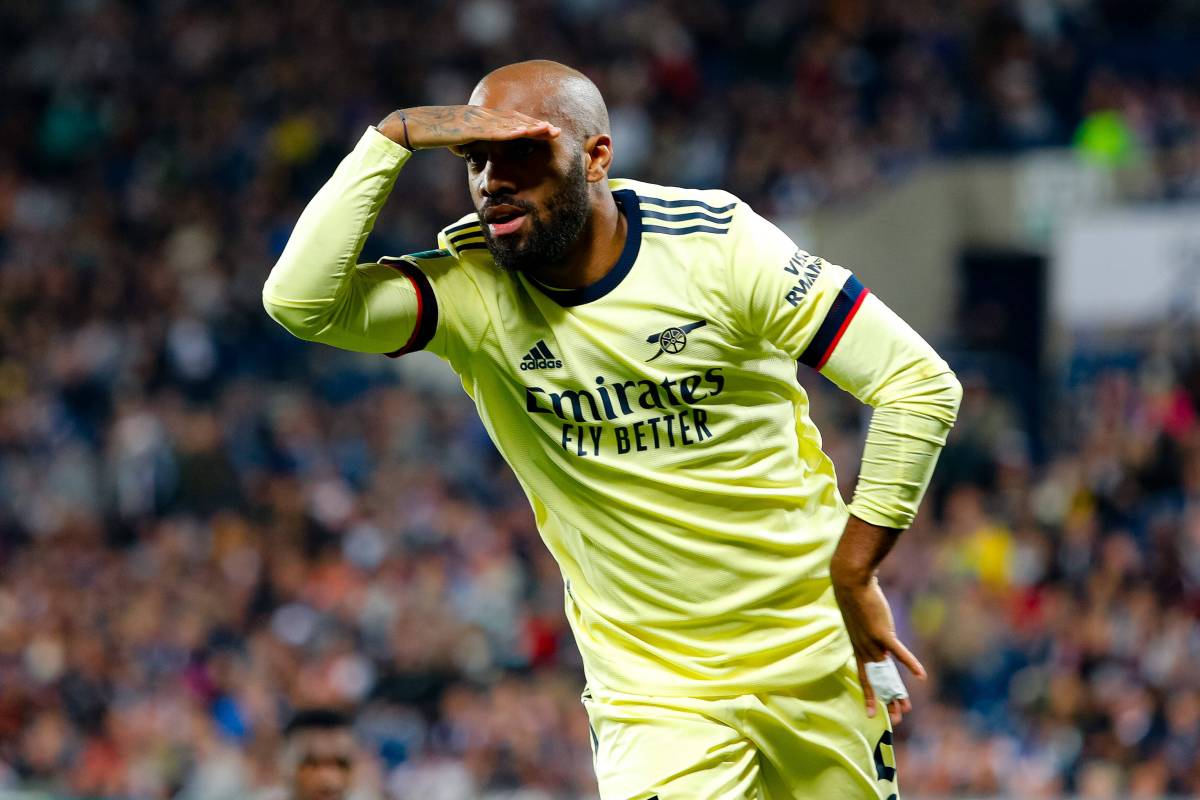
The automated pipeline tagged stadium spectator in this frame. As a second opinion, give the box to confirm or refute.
[257,708,360,800]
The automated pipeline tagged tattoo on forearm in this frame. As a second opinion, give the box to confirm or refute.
[414,106,489,140]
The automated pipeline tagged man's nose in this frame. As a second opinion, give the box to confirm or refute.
[480,160,518,197]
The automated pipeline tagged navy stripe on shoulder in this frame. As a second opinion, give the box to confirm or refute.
[455,242,489,252]
[448,228,483,245]
[382,260,438,357]
[640,209,733,226]
[444,219,480,235]
[637,195,738,215]
[799,275,869,370]
[642,223,731,236]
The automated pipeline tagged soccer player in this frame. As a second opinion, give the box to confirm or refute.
[264,60,961,799]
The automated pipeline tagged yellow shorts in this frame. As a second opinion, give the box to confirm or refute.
[582,658,897,799]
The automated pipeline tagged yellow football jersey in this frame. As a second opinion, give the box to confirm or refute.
[264,127,961,697]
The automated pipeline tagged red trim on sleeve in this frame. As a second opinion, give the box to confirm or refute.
[815,288,870,371]
[387,270,423,357]
[377,257,439,358]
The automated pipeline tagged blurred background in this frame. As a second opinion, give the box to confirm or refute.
[2,0,1200,798]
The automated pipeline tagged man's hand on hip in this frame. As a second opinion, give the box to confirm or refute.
[830,515,926,726]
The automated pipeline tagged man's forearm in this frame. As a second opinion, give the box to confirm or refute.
[847,396,958,530]
[262,127,412,340]
[830,514,900,586]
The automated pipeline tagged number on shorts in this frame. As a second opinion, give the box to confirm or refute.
[873,729,896,782]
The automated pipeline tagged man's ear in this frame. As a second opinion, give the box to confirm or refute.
[583,134,614,183]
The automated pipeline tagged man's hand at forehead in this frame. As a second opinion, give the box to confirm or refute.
[377,106,560,152]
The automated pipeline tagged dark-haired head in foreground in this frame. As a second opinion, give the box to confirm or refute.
[282,709,356,800]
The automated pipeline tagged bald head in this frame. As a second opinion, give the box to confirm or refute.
[471,60,610,145]
[460,60,619,276]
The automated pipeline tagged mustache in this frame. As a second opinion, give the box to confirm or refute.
[480,196,535,215]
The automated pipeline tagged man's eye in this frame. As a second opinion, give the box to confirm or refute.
[463,148,487,169]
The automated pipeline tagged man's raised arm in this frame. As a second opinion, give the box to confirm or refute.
[262,107,558,352]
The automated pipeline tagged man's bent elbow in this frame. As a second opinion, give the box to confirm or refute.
[262,290,326,342]
[889,362,962,426]
[938,367,964,427]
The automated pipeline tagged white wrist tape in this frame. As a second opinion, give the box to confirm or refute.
[865,657,909,704]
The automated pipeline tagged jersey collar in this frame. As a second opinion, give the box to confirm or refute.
[524,188,642,307]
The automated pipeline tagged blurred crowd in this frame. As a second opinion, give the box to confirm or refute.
[875,341,1200,798]
[2,0,1200,797]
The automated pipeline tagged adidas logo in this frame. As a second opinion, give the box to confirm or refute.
[520,340,563,371]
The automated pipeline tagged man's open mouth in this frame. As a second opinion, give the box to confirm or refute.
[484,205,528,237]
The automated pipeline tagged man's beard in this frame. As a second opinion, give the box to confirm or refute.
[479,165,591,273]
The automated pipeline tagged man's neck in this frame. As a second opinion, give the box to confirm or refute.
[525,190,627,290]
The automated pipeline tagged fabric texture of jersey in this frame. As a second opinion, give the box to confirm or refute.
[583,655,897,799]
[264,127,961,698]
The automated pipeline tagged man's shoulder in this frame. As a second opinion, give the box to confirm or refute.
[376,213,495,283]
[437,213,491,260]
[377,214,493,269]
[609,178,745,220]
